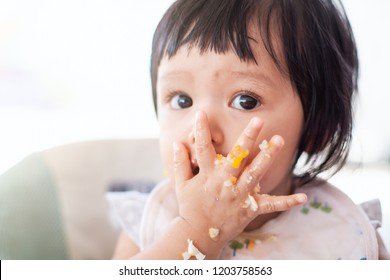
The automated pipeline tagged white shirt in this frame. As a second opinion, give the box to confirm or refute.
[110,179,379,259]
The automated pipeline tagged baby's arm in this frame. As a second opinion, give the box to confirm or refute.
[127,111,306,259]
[112,231,140,259]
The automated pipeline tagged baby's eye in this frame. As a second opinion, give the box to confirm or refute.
[170,94,193,109]
[231,94,261,110]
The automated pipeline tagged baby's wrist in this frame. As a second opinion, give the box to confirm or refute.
[171,216,225,260]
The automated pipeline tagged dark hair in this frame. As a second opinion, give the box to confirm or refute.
[150,0,358,183]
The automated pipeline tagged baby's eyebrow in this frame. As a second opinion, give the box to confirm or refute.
[158,69,192,81]
[159,69,276,89]
[226,70,276,87]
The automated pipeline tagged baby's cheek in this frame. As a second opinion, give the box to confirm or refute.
[158,138,172,176]
[260,156,290,194]
[163,150,174,177]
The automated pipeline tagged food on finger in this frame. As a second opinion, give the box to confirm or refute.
[246,174,254,184]
[182,239,206,260]
[241,193,259,211]
[215,144,250,169]
[208,227,220,240]
[214,153,226,168]
[223,175,237,188]
[228,145,249,168]
[259,139,270,151]
[259,139,272,158]
[254,184,261,194]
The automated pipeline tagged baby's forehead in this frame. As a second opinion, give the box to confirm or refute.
[157,45,292,98]
[158,36,286,81]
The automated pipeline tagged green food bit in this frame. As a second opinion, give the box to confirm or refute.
[321,204,332,213]
[229,240,244,257]
[310,198,322,209]
[301,207,310,215]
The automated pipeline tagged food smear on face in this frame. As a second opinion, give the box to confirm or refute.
[228,145,249,168]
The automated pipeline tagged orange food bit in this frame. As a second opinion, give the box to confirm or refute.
[229,145,249,168]
[230,175,237,185]
[216,154,224,161]
[223,175,238,188]
[248,239,256,250]
[214,154,225,167]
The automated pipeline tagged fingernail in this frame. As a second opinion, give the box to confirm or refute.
[172,142,180,153]
[196,111,204,121]
[271,135,284,147]
[296,193,307,203]
[250,117,262,128]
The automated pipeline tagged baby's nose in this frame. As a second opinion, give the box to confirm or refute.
[187,112,224,146]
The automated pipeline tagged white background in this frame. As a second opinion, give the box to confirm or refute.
[2,260,390,279]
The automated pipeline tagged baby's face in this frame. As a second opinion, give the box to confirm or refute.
[156,39,304,195]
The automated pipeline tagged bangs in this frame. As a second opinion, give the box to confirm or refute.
[153,0,262,64]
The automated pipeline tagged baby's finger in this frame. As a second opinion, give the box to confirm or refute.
[238,135,284,192]
[222,117,263,175]
[173,142,193,186]
[255,193,307,214]
[235,117,263,151]
[194,111,216,171]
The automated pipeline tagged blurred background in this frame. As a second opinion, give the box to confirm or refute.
[0,0,389,247]
[0,0,171,174]
[1,0,390,172]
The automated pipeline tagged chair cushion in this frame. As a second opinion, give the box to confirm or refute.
[0,153,68,259]
[0,138,163,259]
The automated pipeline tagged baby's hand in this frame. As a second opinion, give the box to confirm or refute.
[172,111,307,249]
